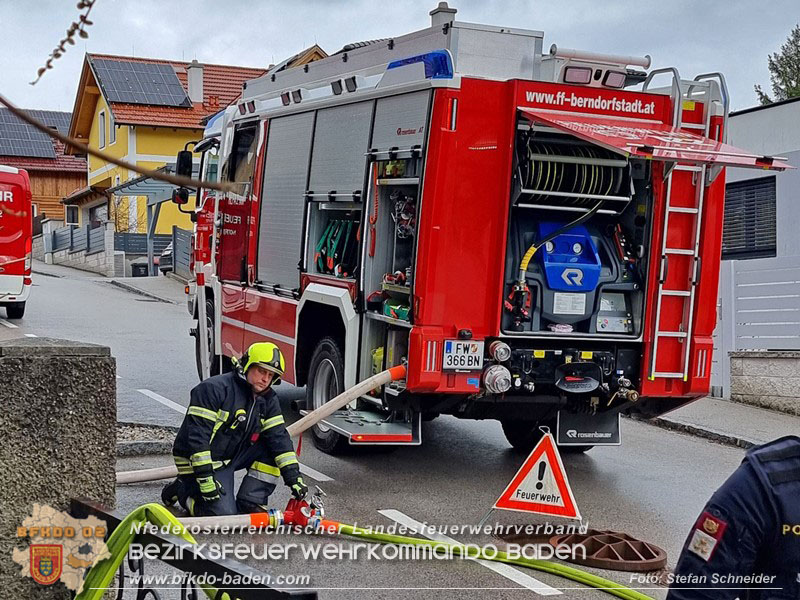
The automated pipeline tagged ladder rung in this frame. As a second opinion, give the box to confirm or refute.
[674,165,703,172]
[668,206,699,214]
[651,372,686,379]
[665,248,695,255]
[662,290,691,297]
[680,123,706,130]
[657,331,688,338]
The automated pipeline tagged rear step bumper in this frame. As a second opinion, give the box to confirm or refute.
[299,408,422,445]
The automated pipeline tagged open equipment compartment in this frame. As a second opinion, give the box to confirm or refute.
[502,114,654,338]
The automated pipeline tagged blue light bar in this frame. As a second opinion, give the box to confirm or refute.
[387,50,454,79]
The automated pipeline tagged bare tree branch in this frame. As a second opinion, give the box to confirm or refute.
[31,0,98,85]
[0,94,234,193]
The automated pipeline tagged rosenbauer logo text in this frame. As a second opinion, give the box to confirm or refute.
[525,90,656,116]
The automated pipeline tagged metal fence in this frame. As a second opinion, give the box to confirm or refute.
[172,226,193,280]
[52,224,105,254]
[711,254,800,396]
[114,232,171,255]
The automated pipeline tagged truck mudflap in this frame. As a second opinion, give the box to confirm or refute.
[299,409,422,445]
[556,410,621,446]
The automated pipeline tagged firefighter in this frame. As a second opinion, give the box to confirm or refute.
[667,436,800,599]
[161,342,308,516]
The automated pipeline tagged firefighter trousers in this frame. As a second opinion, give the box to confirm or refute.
[175,442,283,516]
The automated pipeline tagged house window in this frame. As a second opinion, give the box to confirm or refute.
[722,176,777,260]
[99,110,106,148]
[65,205,79,226]
[109,112,116,145]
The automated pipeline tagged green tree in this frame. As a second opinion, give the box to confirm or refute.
[755,24,800,105]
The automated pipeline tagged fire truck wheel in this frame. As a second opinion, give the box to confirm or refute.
[501,420,544,453]
[195,296,221,379]
[5,302,25,320]
[307,336,349,454]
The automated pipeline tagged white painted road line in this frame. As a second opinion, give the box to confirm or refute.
[299,463,333,482]
[137,389,187,414]
[0,318,18,328]
[378,509,562,596]
[24,333,38,337]
[136,388,333,482]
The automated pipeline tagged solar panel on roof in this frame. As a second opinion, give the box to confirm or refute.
[0,108,57,158]
[92,58,192,107]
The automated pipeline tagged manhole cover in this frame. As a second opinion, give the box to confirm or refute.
[550,529,667,572]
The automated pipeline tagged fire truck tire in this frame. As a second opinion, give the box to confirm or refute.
[307,336,349,454]
[5,302,25,319]
[501,419,593,453]
[195,296,220,379]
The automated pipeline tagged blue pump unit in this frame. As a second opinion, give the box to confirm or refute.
[538,223,601,292]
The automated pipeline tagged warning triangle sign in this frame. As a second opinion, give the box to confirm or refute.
[494,432,581,520]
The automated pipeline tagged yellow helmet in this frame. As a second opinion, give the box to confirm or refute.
[240,342,285,383]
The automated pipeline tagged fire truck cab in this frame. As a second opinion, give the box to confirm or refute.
[181,5,788,454]
[0,165,33,320]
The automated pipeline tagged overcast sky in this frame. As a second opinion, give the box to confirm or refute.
[0,1,796,114]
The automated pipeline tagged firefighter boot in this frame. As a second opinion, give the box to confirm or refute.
[161,478,182,507]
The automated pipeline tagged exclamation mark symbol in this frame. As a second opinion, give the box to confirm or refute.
[536,461,546,490]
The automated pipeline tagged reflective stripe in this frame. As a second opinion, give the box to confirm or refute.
[187,406,217,421]
[212,460,225,470]
[275,452,298,469]
[209,410,230,444]
[188,497,195,516]
[174,455,193,474]
[191,450,212,467]
[260,415,285,431]
[251,461,281,476]
[246,469,280,484]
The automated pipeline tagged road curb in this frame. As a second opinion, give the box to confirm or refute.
[107,279,177,304]
[117,441,172,456]
[636,415,757,449]
[31,268,63,278]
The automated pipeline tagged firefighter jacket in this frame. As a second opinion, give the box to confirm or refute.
[667,436,800,600]
[172,371,300,485]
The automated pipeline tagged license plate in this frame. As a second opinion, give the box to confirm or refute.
[442,340,484,371]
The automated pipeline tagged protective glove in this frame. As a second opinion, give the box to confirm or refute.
[290,476,308,500]
[197,475,222,503]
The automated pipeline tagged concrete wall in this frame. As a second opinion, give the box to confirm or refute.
[48,222,115,277]
[32,233,44,261]
[730,351,800,416]
[0,337,116,599]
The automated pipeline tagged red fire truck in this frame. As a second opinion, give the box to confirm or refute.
[178,7,788,454]
[0,165,32,320]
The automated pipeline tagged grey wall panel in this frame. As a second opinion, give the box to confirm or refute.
[371,91,430,151]
[308,101,373,195]
[258,112,315,288]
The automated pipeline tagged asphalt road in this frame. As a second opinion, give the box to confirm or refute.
[8,264,751,599]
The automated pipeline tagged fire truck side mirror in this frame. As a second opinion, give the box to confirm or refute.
[176,150,193,178]
[172,188,190,206]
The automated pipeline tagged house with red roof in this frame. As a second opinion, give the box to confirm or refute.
[65,48,326,233]
[0,109,86,221]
